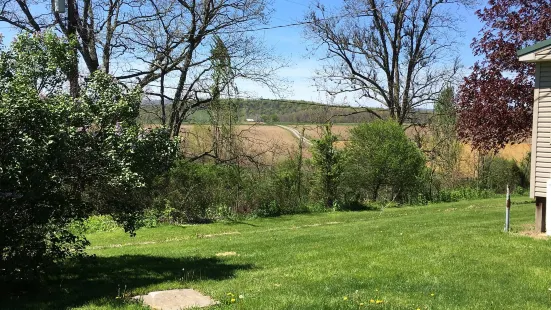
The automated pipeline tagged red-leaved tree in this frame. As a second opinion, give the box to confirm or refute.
[457,0,551,152]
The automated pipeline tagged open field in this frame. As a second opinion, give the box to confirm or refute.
[9,197,551,309]
[289,124,354,141]
[175,124,531,174]
[178,124,306,162]
[460,143,531,177]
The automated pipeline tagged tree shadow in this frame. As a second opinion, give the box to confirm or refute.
[339,201,380,211]
[3,255,254,309]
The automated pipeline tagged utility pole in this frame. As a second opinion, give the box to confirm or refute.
[66,0,79,97]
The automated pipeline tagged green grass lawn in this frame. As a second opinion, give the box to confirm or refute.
[8,197,551,309]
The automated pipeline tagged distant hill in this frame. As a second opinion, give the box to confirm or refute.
[235,99,383,124]
[138,99,432,124]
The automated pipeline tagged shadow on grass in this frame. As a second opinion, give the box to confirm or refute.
[4,255,254,309]
[339,201,380,212]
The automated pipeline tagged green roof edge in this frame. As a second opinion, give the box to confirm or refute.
[517,38,551,57]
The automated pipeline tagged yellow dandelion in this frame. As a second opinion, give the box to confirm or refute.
[230,298,236,303]
[370,299,375,303]
[431,293,435,297]
[376,299,383,304]
[343,296,348,301]
[417,308,421,310]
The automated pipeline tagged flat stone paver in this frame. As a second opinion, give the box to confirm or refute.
[133,289,218,310]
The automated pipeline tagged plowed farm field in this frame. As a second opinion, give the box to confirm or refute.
[166,124,530,177]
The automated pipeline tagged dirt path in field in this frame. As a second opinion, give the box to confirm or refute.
[277,125,313,147]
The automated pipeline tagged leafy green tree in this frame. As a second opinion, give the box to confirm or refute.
[428,87,463,189]
[0,33,177,283]
[209,36,238,162]
[343,120,426,202]
[311,124,343,208]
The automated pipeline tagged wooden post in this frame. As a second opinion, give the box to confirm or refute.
[535,197,546,233]
[504,185,511,232]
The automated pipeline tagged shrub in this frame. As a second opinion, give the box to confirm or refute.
[155,157,314,222]
[0,33,177,284]
[154,161,233,223]
[519,151,530,188]
[259,158,313,215]
[435,187,496,203]
[305,201,328,213]
[70,215,120,234]
[254,200,282,217]
[311,125,343,208]
[342,120,426,203]
[478,156,525,193]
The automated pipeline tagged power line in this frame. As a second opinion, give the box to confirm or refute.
[217,12,372,34]
[282,0,309,8]
[0,10,374,36]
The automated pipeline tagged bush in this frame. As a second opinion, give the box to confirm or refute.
[311,125,343,208]
[255,158,313,215]
[70,215,120,234]
[519,151,530,188]
[154,157,314,222]
[154,161,233,223]
[0,33,177,284]
[435,187,496,203]
[254,200,282,217]
[342,120,426,203]
[479,156,526,193]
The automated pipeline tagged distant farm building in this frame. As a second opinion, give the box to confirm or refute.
[246,118,255,122]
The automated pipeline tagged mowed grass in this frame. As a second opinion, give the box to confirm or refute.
[10,197,551,309]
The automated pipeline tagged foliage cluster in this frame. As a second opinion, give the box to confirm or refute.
[148,118,530,225]
[457,0,551,152]
[138,99,433,125]
[478,155,530,194]
[342,121,426,204]
[153,158,314,223]
[311,125,343,209]
[0,33,177,284]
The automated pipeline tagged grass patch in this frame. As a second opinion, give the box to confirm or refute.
[5,197,551,309]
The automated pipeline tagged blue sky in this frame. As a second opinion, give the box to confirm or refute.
[236,0,487,103]
[0,0,487,104]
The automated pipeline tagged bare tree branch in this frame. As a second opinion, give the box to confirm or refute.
[305,0,469,124]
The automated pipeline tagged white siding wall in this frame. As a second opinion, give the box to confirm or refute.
[532,62,551,197]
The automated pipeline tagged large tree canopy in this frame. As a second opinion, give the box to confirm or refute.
[0,0,281,137]
[0,33,177,283]
[457,0,551,152]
